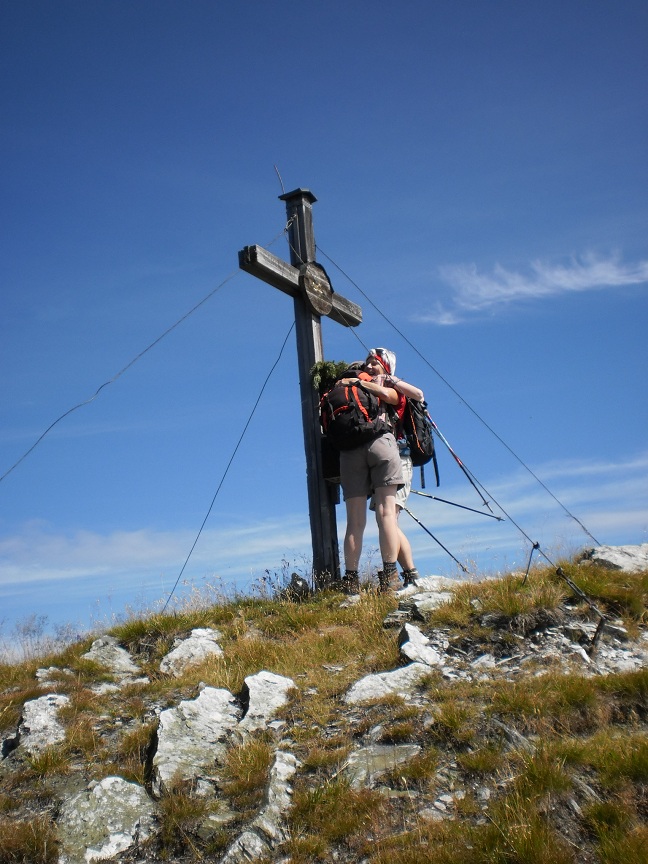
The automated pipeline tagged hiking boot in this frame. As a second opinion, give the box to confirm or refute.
[401,568,420,588]
[377,564,400,593]
[341,571,360,595]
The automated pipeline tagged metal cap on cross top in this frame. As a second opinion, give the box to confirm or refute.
[238,189,362,589]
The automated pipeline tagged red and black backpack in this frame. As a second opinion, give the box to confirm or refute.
[320,380,391,451]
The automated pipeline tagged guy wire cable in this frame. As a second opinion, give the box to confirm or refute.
[1,226,291,485]
[401,506,469,573]
[317,245,600,546]
[410,489,503,520]
[308,241,607,649]
[161,321,295,613]
[282,236,371,361]
[434,446,609,645]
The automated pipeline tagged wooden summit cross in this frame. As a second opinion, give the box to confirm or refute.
[239,189,362,589]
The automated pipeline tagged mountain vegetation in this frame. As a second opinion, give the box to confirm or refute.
[0,557,646,863]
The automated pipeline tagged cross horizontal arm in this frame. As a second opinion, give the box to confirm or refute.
[239,245,362,327]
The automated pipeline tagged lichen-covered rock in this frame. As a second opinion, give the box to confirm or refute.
[19,693,70,754]
[344,743,422,788]
[159,627,224,677]
[152,686,241,795]
[57,776,156,864]
[345,662,431,704]
[580,543,648,573]
[81,636,141,676]
[220,750,300,863]
[239,671,295,735]
[398,623,443,667]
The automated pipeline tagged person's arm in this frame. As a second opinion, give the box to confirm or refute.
[341,377,400,406]
[389,377,424,402]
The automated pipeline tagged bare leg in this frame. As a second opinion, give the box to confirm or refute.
[373,485,400,564]
[344,496,367,571]
[396,508,415,570]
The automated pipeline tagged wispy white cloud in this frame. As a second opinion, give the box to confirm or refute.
[0,516,312,592]
[1,452,646,630]
[423,252,648,324]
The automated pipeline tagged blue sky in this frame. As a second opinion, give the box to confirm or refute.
[1,1,646,646]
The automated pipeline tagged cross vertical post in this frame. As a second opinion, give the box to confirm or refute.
[238,188,362,590]
[280,190,339,588]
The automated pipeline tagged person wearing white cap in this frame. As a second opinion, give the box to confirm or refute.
[366,348,424,591]
[335,365,403,594]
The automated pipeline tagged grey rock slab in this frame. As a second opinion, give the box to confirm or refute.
[398,623,443,667]
[81,636,141,676]
[420,806,446,822]
[220,830,270,864]
[239,671,296,735]
[57,775,156,864]
[152,686,241,795]
[580,543,648,573]
[383,609,414,628]
[35,666,75,687]
[345,662,431,704]
[19,693,70,754]
[344,744,422,788]
[220,750,300,863]
[400,575,461,593]
[406,592,454,614]
[471,654,497,669]
[252,750,300,843]
[159,627,224,677]
[491,719,535,754]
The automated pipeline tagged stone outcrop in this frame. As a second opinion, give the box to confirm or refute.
[1,545,646,863]
[151,670,296,797]
[159,627,224,677]
[398,622,443,666]
[152,686,242,795]
[220,750,300,863]
[580,543,648,573]
[57,776,156,864]
[238,670,295,735]
[345,662,431,704]
[343,744,422,788]
[82,635,142,676]
[18,693,70,755]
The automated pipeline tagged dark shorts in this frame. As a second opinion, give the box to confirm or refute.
[340,433,404,500]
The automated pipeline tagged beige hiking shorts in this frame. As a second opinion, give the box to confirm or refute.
[340,433,404,500]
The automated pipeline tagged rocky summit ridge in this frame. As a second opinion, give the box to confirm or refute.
[1,544,647,863]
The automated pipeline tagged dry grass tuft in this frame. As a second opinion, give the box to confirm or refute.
[0,814,58,864]
[219,737,273,813]
[457,742,505,776]
[157,780,210,859]
[558,563,648,622]
[384,746,440,790]
[0,560,645,863]
[25,746,71,778]
[287,778,385,858]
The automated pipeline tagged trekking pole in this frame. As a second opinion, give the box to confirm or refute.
[411,489,504,520]
[427,416,494,514]
[402,506,469,574]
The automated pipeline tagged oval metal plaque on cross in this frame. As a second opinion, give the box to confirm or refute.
[298,262,334,316]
